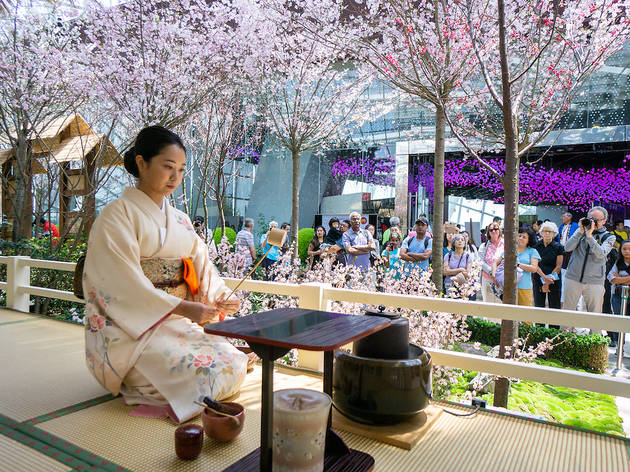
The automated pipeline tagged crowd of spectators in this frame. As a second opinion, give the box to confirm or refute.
[230,207,629,345]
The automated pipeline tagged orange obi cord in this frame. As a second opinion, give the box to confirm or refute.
[181,258,199,296]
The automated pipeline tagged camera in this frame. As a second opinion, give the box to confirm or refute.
[193,216,204,228]
[580,217,595,229]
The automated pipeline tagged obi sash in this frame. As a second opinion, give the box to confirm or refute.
[140,258,197,300]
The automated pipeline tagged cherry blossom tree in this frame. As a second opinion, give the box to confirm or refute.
[78,0,239,147]
[292,0,480,291]
[182,90,265,240]
[234,1,374,251]
[0,3,84,239]
[442,0,630,407]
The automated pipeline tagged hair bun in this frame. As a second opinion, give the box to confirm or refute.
[122,126,186,180]
[123,146,140,178]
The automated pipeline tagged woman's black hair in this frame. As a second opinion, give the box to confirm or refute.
[519,226,537,247]
[616,240,630,272]
[123,125,186,178]
[310,225,326,247]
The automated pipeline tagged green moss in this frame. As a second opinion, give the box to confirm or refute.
[446,359,625,437]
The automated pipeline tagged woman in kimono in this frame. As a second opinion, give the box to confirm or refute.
[83,126,248,423]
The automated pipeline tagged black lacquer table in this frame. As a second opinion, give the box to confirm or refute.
[204,307,391,472]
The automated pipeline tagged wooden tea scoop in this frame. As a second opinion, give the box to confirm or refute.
[198,228,287,328]
[193,401,241,423]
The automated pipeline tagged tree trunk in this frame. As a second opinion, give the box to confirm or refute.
[291,147,300,260]
[215,187,226,240]
[203,198,209,244]
[493,0,519,408]
[431,105,446,292]
[12,135,32,240]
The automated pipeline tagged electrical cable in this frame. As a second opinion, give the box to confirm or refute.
[441,405,480,417]
[332,400,481,422]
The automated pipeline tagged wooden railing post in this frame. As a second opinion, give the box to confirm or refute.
[6,256,30,312]
[296,282,330,371]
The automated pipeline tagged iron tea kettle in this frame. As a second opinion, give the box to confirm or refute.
[353,305,409,360]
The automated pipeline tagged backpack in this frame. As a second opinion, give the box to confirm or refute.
[577,231,615,283]
[596,232,617,273]
[403,235,431,263]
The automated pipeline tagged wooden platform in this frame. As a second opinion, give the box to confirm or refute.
[1,308,629,472]
[332,404,443,450]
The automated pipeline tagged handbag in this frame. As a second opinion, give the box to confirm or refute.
[73,254,86,299]
[452,271,468,286]
[494,262,524,289]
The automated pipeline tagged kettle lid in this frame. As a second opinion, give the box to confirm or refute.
[364,305,400,320]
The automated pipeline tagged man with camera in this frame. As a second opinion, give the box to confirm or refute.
[563,206,615,314]
[192,216,207,240]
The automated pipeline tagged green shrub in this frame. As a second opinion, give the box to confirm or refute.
[465,317,501,346]
[297,228,314,261]
[213,227,237,246]
[464,317,610,373]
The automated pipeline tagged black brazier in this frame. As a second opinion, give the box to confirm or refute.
[333,306,432,425]
[333,344,432,425]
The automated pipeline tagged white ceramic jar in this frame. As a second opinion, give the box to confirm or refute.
[273,388,332,472]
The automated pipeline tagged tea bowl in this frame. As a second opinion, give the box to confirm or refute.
[201,402,245,442]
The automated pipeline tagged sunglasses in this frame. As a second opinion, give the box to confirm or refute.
[489,228,500,232]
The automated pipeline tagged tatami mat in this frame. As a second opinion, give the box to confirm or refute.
[342,403,630,472]
[0,309,40,324]
[0,317,107,421]
[0,434,69,472]
[1,312,628,471]
[35,365,630,472]
[37,366,321,472]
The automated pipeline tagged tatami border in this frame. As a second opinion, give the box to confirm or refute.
[23,394,117,425]
[0,413,131,472]
[0,318,41,326]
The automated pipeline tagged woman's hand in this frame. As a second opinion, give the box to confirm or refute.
[216,292,240,316]
[174,300,219,325]
[543,275,555,284]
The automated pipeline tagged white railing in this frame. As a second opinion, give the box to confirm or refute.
[1,256,629,398]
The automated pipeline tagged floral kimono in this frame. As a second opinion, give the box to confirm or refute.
[83,187,247,423]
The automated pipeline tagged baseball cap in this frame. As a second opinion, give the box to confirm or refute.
[415,217,429,226]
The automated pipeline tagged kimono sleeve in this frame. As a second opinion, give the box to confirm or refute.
[84,203,182,340]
